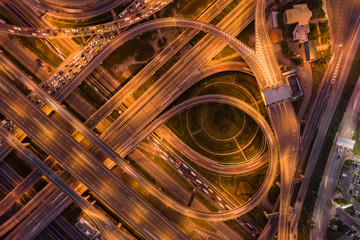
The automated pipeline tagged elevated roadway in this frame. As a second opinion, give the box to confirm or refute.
[0,0,172,37]
[1,3,299,238]
[17,70,278,221]
[115,61,269,175]
[255,0,299,239]
[0,75,188,240]
[59,0,236,121]
[0,125,132,240]
[21,0,131,19]
[52,0,234,103]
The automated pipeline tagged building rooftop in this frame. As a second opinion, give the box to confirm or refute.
[269,28,283,43]
[271,11,279,28]
[75,218,100,240]
[286,74,303,99]
[336,136,355,150]
[285,4,312,26]
[293,24,310,42]
[262,84,291,105]
[304,40,316,61]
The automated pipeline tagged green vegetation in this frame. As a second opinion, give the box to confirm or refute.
[344,159,353,167]
[278,0,329,68]
[277,0,325,20]
[5,151,33,178]
[18,37,62,67]
[164,72,266,163]
[236,22,255,48]
[102,31,157,82]
[298,41,360,240]
[211,45,243,62]
[335,197,351,206]
[352,121,360,154]
[0,46,41,83]
[326,218,350,239]
[0,6,19,25]
[308,23,320,44]
[319,20,331,44]
[345,207,356,217]
[203,103,244,139]
[219,169,267,204]
[242,131,266,159]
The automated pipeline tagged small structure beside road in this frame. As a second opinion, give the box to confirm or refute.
[336,137,356,150]
[75,218,100,240]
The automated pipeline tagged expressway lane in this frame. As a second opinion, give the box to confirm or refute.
[157,127,269,175]
[0,2,299,238]
[77,0,235,128]
[99,15,260,150]
[16,66,278,220]
[0,125,131,240]
[267,100,300,240]
[21,0,131,19]
[254,0,300,239]
[0,75,189,240]
[0,0,173,38]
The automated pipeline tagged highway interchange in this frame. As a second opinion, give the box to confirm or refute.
[0,0,358,239]
[1,0,296,239]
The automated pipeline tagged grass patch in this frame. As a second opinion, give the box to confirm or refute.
[236,21,255,48]
[102,31,158,80]
[18,37,62,67]
[193,130,239,154]
[220,169,267,205]
[326,218,349,239]
[344,159,353,167]
[164,72,266,163]
[352,121,360,154]
[211,45,243,62]
[242,131,266,159]
[0,6,19,25]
